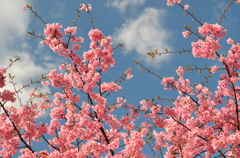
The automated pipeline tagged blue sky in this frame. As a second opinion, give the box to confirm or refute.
[1,0,240,156]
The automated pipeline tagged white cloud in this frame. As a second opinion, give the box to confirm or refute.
[212,0,226,20]
[113,7,173,67]
[0,0,51,107]
[107,0,145,13]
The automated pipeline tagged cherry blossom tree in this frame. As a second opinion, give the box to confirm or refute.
[0,0,240,157]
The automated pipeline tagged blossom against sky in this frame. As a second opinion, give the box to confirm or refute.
[1,0,240,112]
[1,0,240,157]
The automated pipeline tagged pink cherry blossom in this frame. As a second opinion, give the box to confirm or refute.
[227,38,235,44]
[198,23,226,39]
[0,72,6,88]
[72,43,81,52]
[0,90,16,102]
[167,0,181,6]
[191,36,222,59]
[176,66,185,76]
[88,29,104,42]
[41,80,50,86]
[211,66,219,73]
[124,68,133,79]
[79,4,92,11]
[184,4,190,10]
[21,6,27,10]
[100,82,121,93]
[44,23,63,40]
[0,68,6,74]
[182,30,191,38]
[64,26,77,35]
[2,1,239,157]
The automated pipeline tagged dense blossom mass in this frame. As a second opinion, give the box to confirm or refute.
[0,1,240,157]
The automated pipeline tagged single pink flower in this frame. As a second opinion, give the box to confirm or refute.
[124,68,133,79]
[227,38,234,44]
[211,66,219,73]
[184,4,190,10]
[182,31,191,38]
[22,6,27,10]
[176,66,185,76]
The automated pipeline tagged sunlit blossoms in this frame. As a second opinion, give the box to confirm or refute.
[191,36,222,59]
[191,23,226,59]
[1,1,240,157]
[64,26,77,35]
[198,23,226,39]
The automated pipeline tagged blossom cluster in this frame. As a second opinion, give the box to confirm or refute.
[30,13,138,157]
[191,23,226,59]
[0,68,16,103]
[1,1,240,157]
[166,0,182,6]
[198,23,226,39]
[154,27,240,157]
[191,36,222,59]
[79,4,92,11]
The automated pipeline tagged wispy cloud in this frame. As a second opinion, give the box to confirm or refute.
[113,7,173,67]
[0,0,51,106]
[107,0,146,13]
[212,0,227,20]
[49,2,66,20]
